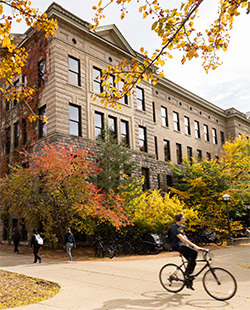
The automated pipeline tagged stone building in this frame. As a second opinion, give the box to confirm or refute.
[1,2,250,238]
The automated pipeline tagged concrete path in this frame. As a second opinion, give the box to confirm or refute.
[1,245,250,310]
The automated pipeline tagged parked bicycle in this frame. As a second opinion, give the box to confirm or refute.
[94,236,115,259]
[159,249,237,301]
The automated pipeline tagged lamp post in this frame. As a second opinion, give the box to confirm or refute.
[223,194,232,242]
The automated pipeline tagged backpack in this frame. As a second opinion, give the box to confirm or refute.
[35,234,43,245]
[68,233,74,244]
[161,229,174,251]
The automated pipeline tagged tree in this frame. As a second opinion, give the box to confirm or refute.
[130,190,199,234]
[91,0,249,108]
[170,135,250,233]
[0,143,130,244]
[0,0,57,114]
[91,125,138,194]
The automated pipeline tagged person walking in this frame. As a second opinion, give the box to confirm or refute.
[30,229,42,263]
[12,227,21,253]
[63,228,76,262]
[169,213,206,289]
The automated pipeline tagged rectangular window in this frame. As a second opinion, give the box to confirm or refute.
[206,152,211,160]
[69,103,81,136]
[121,120,129,147]
[139,126,147,152]
[166,175,173,187]
[161,106,168,127]
[163,139,171,161]
[118,80,128,104]
[194,120,200,138]
[197,149,202,161]
[14,121,19,148]
[68,56,80,86]
[152,102,156,122]
[21,118,27,145]
[6,98,12,111]
[6,127,11,154]
[95,111,104,140]
[141,167,150,191]
[154,136,158,160]
[220,131,225,145]
[93,67,102,94]
[38,105,47,138]
[212,128,218,144]
[173,111,180,131]
[184,116,191,135]
[204,124,209,142]
[13,80,20,107]
[38,60,46,87]
[157,174,161,190]
[176,143,182,164]
[136,87,145,111]
[187,146,193,162]
[108,115,117,140]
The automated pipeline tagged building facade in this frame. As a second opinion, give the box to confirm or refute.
[1,3,250,236]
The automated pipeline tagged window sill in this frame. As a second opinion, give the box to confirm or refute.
[67,82,82,89]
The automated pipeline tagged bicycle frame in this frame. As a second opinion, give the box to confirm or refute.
[179,252,214,279]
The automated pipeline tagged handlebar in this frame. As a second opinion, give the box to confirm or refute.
[202,249,211,260]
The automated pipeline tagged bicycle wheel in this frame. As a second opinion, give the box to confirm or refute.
[203,267,237,301]
[159,264,185,293]
[105,245,115,259]
[215,238,223,246]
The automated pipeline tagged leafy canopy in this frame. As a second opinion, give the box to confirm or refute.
[0,0,58,116]
[170,135,250,233]
[0,143,130,243]
[91,0,249,108]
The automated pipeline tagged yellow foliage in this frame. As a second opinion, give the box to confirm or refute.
[131,190,199,233]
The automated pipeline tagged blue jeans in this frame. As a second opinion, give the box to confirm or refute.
[66,243,73,261]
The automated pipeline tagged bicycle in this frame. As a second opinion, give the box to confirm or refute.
[94,236,115,259]
[159,249,237,301]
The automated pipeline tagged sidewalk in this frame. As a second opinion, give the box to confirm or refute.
[1,245,250,310]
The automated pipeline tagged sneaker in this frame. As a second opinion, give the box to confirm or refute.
[185,278,195,290]
[68,260,72,263]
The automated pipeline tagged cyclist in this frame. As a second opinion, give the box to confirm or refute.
[169,213,206,289]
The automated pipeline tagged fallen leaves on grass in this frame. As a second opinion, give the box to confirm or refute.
[0,270,60,309]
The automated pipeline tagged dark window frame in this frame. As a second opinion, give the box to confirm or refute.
[141,167,150,191]
[173,111,180,131]
[121,119,129,147]
[69,103,81,137]
[139,125,147,152]
[197,149,202,161]
[118,80,128,104]
[163,139,171,161]
[95,111,104,140]
[194,120,200,139]
[108,115,117,140]
[68,55,81,86]
[152,102,156,122]
[136,87,145,111]
[93,67,103,94]
[14,121,19,149]
[187,146,193,162]
[212,128,218,144]
[38,105,47,138]
[184,116,191,135]
[161,106,168,127]
[204,124,209,142]
[176,143,182,164]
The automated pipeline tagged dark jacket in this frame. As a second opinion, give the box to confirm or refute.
[64,232,76,245]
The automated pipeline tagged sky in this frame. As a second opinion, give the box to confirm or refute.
[9,0,250,114]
